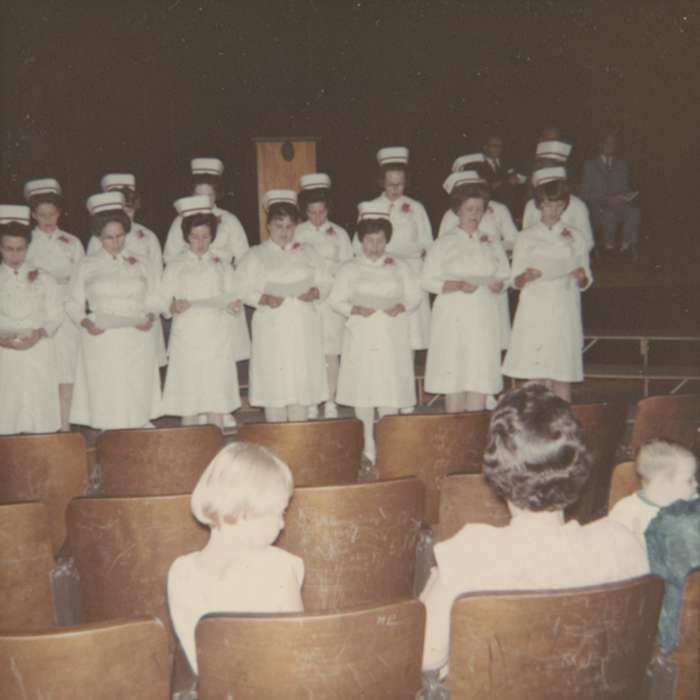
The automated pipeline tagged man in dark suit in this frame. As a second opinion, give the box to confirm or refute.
[581,132,641,255]
[482,133,526,222]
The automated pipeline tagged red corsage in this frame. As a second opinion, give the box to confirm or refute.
[561,228,573,239]
[136,228,145,238]
[125,256,138,265]
[325,226,335,236]
[292,242,301,250]
[212,256,221,264]
[480,234,490,243]
[58,235,70,244]
[27,269,38,283]
[384,257,395,265]
[401,202,411,213]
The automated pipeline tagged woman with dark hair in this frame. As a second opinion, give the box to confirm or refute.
[294,173,353,419]
[24,178,85,431]
[0,205,63,434]
[236,190,329,423]
[67,193,162,429]
[422,177,509,413]
[330,201,420,463]
[160,196,243,428]
[420,383,649,677]
[502,172,592,402]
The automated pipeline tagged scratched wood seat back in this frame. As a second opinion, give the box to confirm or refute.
[0,433,89,556]
[0,616,170,700]
[567,401,627,523]
[236,418,363,486]
[0,502,55,630]
[629,393,700,453]
[433,473,510,543]
[196,599,425,700]
[374,412,492,524]
[668,568,700,700]
[446,575,664,700]
[277,478,425,611]
[95,425,224,496]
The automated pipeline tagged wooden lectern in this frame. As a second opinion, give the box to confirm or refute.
[252,136,319,240]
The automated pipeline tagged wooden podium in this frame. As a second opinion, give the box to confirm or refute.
[252,136,319,240]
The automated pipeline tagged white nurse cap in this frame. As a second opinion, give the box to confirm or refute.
[357,200,392,221]
[174,195,213,218]
[442,170,486,194]
[101,173,136,192]
[262,189,298,212]
[24,178,62,201]
[376,147,409,166]
[531,166,567,187]
[299,173,331,190]
[191,158,224,176]
[451,153,486,173]
[86,192,125,215]
[0,205,31,225]
[535,140,572,162]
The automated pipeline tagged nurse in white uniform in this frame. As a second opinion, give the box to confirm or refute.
[0,205,62,434]
[160,195,243,428]
[89,173,167,366]
[503,174,592,402]
[522,142,594,252]
[295,173,353,419]
[422,175,509,413]
[236,190,330,423]
[331,201,421,463]
[24,178,84,430]
[68,192,162,430]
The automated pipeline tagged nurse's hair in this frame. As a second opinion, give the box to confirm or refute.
[298,188,332,218]
[534,179,571,209]
[0,222,31,244]
[114,187,141,211]
[356,218,393,243]
[483,382,591,511]
[89,210,132,238]
[181,212,219,242]
[267,202,300,225]
[191,442,294,528]
[636,439,696,485]
[27,192,63,212]
[378,163,410,190]
[191,173,222,199]
[450,183,490,215]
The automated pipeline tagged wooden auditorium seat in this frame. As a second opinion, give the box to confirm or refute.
[607,461,641,511]
[568,401,627,523]
[669,568,700,700]
[236,418,363,486]
[196,599,424,700]
[277,478,425,611]
[0,616,170,700]
[0,433,89,555]
[433,473,510,542]
[629,393,700,453]
[66,495,207,693]
[95,425,224,496]
[0,502,55,629]
[375,412,491,524]
[446,575,664,699]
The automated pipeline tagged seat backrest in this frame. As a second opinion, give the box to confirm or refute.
[434,474,510,542]
[196,599,424,700]
[671,568,700,700]
[630,393,700,453]
[96,425,224,496]
[569,401,627,523]
[277,478,425,611]
[375,412,491,524]
[0,502,55,629]
[235,418,363,486]
[0,433,89,555]
[607,461,641,512]
[0,616,170,700]
[447,575,664,700]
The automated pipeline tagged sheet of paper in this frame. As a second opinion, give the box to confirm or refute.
[264,277,313,298]
[93,313,148,330]
[352,294,401,310]
[528,256,577,281]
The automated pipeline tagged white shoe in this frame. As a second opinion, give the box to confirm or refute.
[400,406,415,415]
[324,401,338,419]
[222,414,237,428]
[308,405,319,420]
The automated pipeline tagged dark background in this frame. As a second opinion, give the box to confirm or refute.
[1,0,699,264]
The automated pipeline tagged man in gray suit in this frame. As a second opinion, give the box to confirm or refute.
[581,132,641,255]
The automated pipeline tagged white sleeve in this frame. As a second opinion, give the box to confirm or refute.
[159,263,179,319]
[400,261,422,312]
[40,274,64,336]
[437,209,455,238]
[86,235,100,256]
[163,217,186,264]
[522,199,538,229]
[414,201,434,251]
[336,227,354,263]
[167,559,204,675]
[66,260,88,325]
[328,263,354,317]
[496,206,518,251]
[420,242,447,295]
[236,249,265,308]
[228,215,250,265]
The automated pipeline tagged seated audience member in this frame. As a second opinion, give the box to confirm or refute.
[420,383,649,677]
[580,132,641,255]
[168,442,304,674]
[610,439,698,554]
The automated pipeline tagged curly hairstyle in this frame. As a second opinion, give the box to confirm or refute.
[181,212,219,242]
[356,217,393,243]
[89,210,131,238]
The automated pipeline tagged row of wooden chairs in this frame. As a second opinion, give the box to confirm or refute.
[5,573,699,699]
